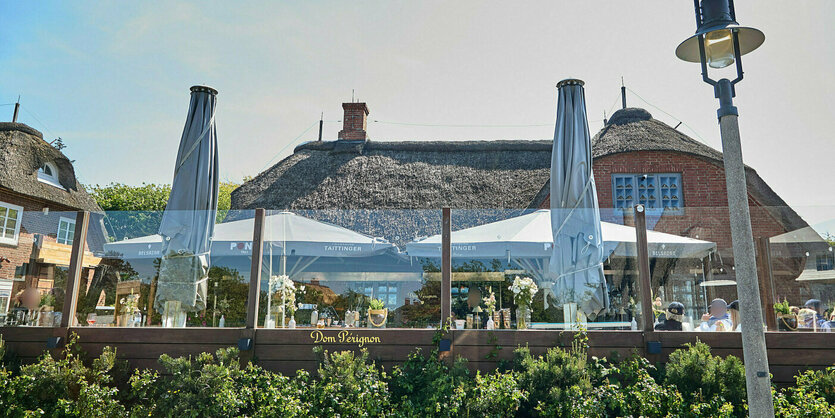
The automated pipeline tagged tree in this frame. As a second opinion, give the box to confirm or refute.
[89,182,240,240]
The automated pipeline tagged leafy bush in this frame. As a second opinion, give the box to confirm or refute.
[512,344,593,417]
[1,334,833,417]
[464,371,525,417]
[389,349,469,416]
[664,341,746,416]
[309,348,391,417]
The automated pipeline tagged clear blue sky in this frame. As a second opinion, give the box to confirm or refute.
[1,1,833,227]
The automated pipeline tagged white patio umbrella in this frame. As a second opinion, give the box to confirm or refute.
[155,86,219,324]
[104,211,393,259]
[406,209,716,308]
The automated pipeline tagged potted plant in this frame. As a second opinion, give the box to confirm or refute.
[510,276,538,330]
[367,298,387,328]
[774,298,796,331]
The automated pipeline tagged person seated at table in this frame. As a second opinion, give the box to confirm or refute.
[698,298,733,332]
[803,299,827,329]
[727,300,741,331]
[655,302,686,331]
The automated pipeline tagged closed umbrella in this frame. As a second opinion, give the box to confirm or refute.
[549,79,608,317]
[155,86,219,325]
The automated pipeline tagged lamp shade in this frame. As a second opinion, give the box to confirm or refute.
[676,26,764,67]
[675,0,764,68]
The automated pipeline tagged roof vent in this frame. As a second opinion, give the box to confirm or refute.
[606,108,652,126]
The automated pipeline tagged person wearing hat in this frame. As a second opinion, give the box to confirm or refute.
[698,298,733,332]
[655,302,686,331]
[727,300,741,332]
[802,299,827,330]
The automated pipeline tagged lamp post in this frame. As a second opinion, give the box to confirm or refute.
[675,1,773,416]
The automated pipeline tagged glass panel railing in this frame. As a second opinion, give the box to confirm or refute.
[75,209,253,328]
[0,210,89,327]
[767,205,835,332]
[260,209,439,329]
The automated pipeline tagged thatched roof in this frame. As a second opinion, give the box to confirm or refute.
[231,140,552,245]
[586,108,807,232]
[0,123,100,211]
[232,107,806,244]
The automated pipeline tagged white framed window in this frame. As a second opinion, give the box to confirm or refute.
[57,216,76,245]
[37,162,63,189]
[0,201,23,246]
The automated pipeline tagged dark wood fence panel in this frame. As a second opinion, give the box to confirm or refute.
[0,327,830,385]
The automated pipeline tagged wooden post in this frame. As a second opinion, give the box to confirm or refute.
[633,205,654,332]
[246,209,266,329]
[61,211,90,328]
[755,237,777,331]
[441,208,451,326]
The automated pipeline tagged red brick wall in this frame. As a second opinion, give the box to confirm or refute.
[539,150,807,303]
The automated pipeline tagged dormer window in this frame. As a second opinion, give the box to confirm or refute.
[37,162,63,188]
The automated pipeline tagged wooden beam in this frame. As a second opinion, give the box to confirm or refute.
[633,205,654,332]
[441,208,451,326]
[246,209,266,329]
[755,237,777,331]
[61,211,90,328]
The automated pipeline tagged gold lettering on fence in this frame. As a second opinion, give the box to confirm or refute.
[309,330,381,347]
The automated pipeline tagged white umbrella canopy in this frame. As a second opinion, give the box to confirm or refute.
[104,211,394,259]
[405,209,716,260]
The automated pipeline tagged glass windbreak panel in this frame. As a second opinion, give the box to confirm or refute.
[79,209,253,327]
[0,210,85,327]
[638,206,729,332]
[260,209,439,329]
[767,205,835,332]
[445,208,634,330]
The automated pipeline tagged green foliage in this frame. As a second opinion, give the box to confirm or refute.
[775,298,793,315]
[90,181,239,241]
[1,333,834,417]
[310,349,391,417]
[389,349,469,417]
[664,341,747,417]
[368,298,386,310]
[464,371,525,417]
[0,333,125,417]
[512,342,595,417]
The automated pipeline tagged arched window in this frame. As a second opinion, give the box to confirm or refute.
[37,162,62,188]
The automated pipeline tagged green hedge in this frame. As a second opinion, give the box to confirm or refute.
[0,334,833,417]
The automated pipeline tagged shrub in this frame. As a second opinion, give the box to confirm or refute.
[794,366,835,404]
[464,371,525,417]
[512,345,592,417]
[308,348,391,417]
[128,347,247,417]
[1,333,125,416]
[664,341,745,417]
[388,349,469,417]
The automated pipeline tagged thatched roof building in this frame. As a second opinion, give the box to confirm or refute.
[231,104,806,246]
[0,122,99,211]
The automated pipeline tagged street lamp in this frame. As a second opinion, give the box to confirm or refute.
[675,1,774,417]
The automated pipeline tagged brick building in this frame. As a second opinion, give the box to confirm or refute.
[0,122,102,322]
[231,102,813,317]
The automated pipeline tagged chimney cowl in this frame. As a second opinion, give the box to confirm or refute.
[338,102,369,141]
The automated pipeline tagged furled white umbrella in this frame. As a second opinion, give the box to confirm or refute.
[155,86,219,324]
[549,79,608,316]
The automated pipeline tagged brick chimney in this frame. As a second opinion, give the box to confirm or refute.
[338,102,369,140]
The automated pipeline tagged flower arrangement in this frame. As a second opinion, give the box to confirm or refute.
[270,275,298,317]
[509,276,538,309]
[120,294,139,315]
[483,287,497,315]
